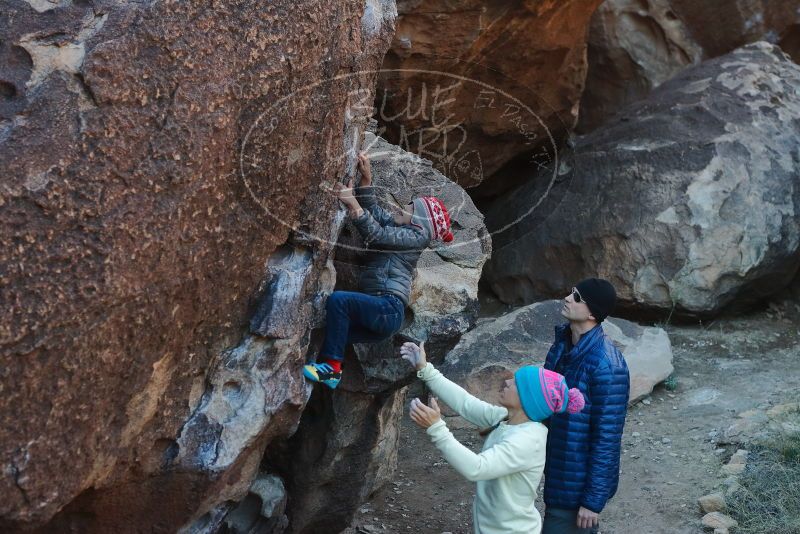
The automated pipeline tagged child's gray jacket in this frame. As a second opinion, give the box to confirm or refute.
[351,186,432,306]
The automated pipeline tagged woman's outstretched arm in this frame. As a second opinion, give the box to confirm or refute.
[401,342,507,428]
[410,397,545,481]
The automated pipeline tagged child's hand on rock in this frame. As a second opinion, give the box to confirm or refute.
[357,152,372,186]
[334,179,358,207]
[400,341,427,370]
[334,179,354,202]
[409,396,441,428]
[334,179,364,217]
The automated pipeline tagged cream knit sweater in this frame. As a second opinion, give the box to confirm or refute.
[418,363,547,534]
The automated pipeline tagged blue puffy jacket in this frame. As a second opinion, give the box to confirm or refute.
[543,323,630,513]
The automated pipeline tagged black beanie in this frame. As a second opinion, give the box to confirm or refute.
[575,278,616,322]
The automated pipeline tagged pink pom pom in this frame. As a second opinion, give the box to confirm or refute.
[566,388,585,414]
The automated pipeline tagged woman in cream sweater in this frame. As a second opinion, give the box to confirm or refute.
[400,342,584,534]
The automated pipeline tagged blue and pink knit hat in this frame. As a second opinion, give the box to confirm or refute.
[514,367,585,421]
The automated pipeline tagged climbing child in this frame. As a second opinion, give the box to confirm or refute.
[401,341,585,534]
[303,152,453,389]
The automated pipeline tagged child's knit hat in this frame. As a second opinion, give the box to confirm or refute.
[411,196,453,243]
[514,366,585,421]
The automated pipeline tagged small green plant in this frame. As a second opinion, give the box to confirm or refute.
[773,431,800,463]
[664,374,678,392]
[727,432,800,534]
[655,299,678,329]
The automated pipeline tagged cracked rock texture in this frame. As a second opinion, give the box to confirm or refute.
[578,0,800,132]
[268,387,407,534]
[484,43,800,318]
[0,0,395,531]
[376,0,603,190]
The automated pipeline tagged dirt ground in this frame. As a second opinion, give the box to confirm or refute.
[348,302,800,534]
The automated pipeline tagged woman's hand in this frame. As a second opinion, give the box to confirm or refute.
[357,152,372,186]
[400,341,427,370]
[409,397,441,428]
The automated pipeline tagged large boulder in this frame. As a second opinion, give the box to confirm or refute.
[578,0,800,132]
[376,0,603,190]
[0,0,396,531]
[439,300,673,407]
[484,42,800,318]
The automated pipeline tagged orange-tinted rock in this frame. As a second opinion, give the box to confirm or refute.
[377,0,603,190]
[0,0,395,530]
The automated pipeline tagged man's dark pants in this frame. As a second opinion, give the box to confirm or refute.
[542,508,599,534]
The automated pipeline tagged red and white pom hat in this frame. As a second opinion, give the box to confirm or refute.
[411,196,454,243]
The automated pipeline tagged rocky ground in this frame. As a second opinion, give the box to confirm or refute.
[347,300,800,534]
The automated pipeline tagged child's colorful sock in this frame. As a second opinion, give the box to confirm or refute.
[324,359,342,373]
[302,359,343,389]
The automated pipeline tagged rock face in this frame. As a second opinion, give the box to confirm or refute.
[269,388,406,534]
[219,474,289,533]
[484,43,800,317]
[439,300,673,407]
[376,0,603,190]
[0,0,396,531]
[578,0,800,132]
[267,131,491,533]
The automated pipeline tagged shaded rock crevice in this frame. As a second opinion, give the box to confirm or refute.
[268,386,406,534]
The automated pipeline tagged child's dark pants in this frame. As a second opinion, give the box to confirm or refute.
[319,290,405,361]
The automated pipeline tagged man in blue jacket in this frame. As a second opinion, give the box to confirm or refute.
[542,278,630,534]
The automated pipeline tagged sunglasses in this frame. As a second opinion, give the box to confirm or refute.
[571,287,587,305]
